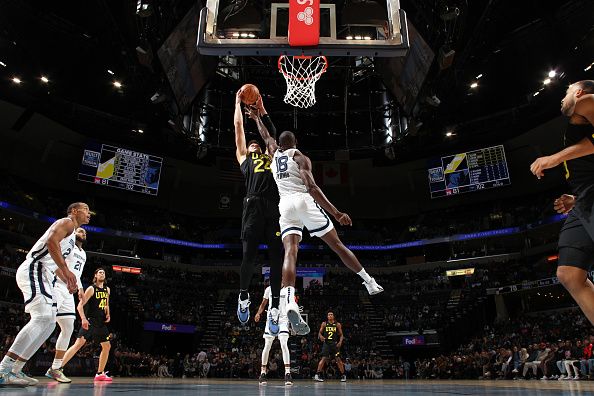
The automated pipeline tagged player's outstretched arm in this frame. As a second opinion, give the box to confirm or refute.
[234,89,248,164]
[255,96,277,139]
[251,108,278,155]
[293,151,352,226]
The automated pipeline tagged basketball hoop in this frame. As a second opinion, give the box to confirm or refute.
[278,55,328,108]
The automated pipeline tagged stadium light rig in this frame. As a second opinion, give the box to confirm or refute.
[40,76,49,83]
[11,77,21,84]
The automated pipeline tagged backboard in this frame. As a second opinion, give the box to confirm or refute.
[196,0,409,57]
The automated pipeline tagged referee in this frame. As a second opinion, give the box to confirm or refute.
[530,80,594,325]
[234,88,282,334]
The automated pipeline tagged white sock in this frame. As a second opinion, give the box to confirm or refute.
[52,358,63,370]
[357,269,372,283]
[11,360,25,374]
[285,286,296,304]
[261,367,267,375]
[0,356,15,372]
[285,366,291,375]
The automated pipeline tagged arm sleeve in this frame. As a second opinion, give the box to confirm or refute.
[261,114,277,139]
[77,276,83,290]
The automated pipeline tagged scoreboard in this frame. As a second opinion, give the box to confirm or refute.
[78,142,163,196]
[428,145,510,199]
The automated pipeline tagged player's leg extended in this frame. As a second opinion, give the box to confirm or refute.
[281,235,299,287]
[315,357,327,381]
[279,334,292,385]
[267,223,283,310]
[319,229,383,295]
[260,337,274,384]
[557,266,594,325]
[61,337,86,368]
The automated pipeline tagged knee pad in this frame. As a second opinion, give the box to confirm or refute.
[56,317,75,351]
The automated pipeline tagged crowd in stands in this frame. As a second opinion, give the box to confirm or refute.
[415,309,594,380]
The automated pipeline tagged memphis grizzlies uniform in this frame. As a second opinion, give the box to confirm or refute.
[16,219,76,313]
[263,286,290,338]
[54,245,86,317]
[271,148,334,241]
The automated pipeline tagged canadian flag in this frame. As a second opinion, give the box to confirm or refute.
[321,163,348,186]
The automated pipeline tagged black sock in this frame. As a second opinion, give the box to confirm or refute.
[239,289,249,301]
[271,296,280,309]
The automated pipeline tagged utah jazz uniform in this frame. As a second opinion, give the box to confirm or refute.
[271,148,334,241]
[321,321,341,358]
[240,151,280,240]
[54,245,87,317]
[16,219,76,314]
[78,285,110,343]
[558,122,594,270]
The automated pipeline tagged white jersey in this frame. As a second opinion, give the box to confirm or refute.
[263,286,288,313]
[272,148,308,197]
[25,218,76,276]
[57,245,86,290]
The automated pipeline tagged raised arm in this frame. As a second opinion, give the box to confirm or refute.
[249,109,278,155]
[234,90,248,164]
[293,151,352,226]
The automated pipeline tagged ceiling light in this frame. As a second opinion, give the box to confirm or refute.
[12,77,21,84]
[138,129,144,134]
[240,33,248,38]
[585,62,593,72]
[543,78,551,85]
[355,35,362,40]
[113,81,122,88]
[40,76,49,83]
[248,33,255,38]
[475,73,483,79]
[107,69,115,75]
[232,32,239,38]
[363,36,372,40]
[346,36,353,40]
[445,131,454,137]
[0,61,6,67]
[470,82,478,89]
[548,70,556,78]
[533,91,540,96]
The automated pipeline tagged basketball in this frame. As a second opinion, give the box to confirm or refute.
[240,84,260,105]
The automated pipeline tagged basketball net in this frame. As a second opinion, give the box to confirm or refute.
[278,55,328,108]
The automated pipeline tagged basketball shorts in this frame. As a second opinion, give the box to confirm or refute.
[558,208,594,270]
[241,195,281,241]
[278,192,334,241]
[54,283,77,318]
[16,259,55,314]
[78,319,111,344]
[321,343,341,358]
[264,314,290,339]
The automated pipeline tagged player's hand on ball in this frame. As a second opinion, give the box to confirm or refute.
[236,89,244,105]
[554,194,575,214]
[254,313,261,323]
[245,105,259,121]
[530,156,560,179]
[334,212,352,226]
[82,318,90,330]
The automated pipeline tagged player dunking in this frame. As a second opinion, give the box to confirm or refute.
[255,283,293,386]
[314,311,346,382]
[59,268,112,381]
[234,88,283,335]
[46,227,88,383]
[250,99,383,335]
[0,203,89,387]
[530,80,594,325]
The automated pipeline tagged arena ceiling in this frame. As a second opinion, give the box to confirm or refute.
[0,0,593,163]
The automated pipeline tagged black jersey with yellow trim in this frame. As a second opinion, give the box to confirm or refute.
[563,122,594,197]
